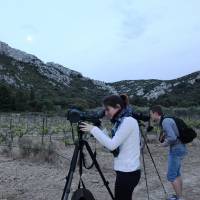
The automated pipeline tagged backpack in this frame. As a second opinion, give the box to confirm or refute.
[71,188,96,200]
[71,178,96,200]
[162,116,197,144]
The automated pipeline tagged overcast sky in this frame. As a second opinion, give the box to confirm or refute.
[0,0,200,82]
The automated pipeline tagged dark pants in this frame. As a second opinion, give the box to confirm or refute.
[115,170,141,200]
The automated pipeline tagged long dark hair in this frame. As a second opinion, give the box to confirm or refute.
[103,94,129,109]
[120,94,129,107]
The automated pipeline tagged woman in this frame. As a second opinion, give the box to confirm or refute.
[79,95,141,200]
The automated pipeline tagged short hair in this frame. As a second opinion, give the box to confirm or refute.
[150,105,163,116]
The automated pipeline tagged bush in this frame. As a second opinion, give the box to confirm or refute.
[17,138,57,163]
[18,137,33,157]
[32,142,56,163]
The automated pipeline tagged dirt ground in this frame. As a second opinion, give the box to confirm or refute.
[0,136,200,200]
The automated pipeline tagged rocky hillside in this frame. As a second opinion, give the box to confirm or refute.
[110,71,200,106]
[0,41,199,111]
[0,41,118,111]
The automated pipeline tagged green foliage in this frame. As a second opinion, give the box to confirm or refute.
[0,85,15,111]
[13,126,28,138]
[0,54,199,111]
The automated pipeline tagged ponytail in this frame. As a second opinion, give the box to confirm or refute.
[120,94,129,108]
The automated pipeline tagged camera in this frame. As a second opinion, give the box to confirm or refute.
[66,108,102,127]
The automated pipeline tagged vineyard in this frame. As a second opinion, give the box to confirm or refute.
[0,111,200,200]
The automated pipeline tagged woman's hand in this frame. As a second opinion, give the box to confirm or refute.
[79,122,94,132]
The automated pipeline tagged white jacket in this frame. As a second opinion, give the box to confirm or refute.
[90,116,141,172]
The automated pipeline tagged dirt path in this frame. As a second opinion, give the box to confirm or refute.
[0,139,200,200]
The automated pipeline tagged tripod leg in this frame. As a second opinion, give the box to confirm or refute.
[141,148,150,200]
[61,143,80,200]
[140,130,168,198]
[83,141,115,200]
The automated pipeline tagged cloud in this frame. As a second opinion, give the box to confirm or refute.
[121,12,147,40]
[112,1,148,40]
[21,24,39,34]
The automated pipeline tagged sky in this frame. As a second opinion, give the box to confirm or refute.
[0,0,200,82]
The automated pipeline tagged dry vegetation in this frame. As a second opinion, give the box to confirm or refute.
[0,112,199,200]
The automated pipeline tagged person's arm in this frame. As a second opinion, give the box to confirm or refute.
[161,118,177,147]
[90,117,134,151]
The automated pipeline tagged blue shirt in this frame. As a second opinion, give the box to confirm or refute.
[161,118,187,153]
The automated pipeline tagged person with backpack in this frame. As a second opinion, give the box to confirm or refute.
[79,95,141,200]
[149,105,188,200]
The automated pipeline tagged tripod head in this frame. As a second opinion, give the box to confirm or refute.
[77,121,88,142]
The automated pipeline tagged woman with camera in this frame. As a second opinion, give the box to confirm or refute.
[79,95,141,200]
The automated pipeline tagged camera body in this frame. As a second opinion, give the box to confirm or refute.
[66,109,102,127]
[67,108,153,131]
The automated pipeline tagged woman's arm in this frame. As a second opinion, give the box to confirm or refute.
[90,117,134,151]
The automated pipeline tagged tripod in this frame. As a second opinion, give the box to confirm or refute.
[61,121,115,200]
[139,123,168,200]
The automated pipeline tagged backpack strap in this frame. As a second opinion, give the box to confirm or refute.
[160,116,181,138]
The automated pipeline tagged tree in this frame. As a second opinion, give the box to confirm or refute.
[14,91,28,111]
[0,85,13,111]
